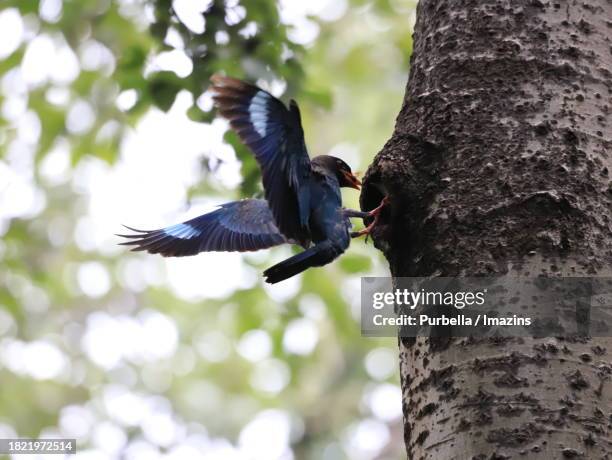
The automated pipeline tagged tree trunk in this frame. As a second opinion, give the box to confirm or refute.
[361,0,612,458]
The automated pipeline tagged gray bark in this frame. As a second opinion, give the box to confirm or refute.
[361,0,612,458]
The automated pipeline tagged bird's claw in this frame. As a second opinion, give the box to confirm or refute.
[367,195,390,218]
[351,195,390,242]
[351,220,377,242]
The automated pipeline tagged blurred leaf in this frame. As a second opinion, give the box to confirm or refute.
[301,87,333,110]
[187,104,215,123]
[148,71,183,111]
[339,253,372,273]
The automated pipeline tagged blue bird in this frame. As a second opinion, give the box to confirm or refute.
[119,75,387,283]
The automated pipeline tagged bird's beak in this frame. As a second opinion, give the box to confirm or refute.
[342,170,362,190]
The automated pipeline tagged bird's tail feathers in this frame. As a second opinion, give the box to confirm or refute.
[263,241,341,284]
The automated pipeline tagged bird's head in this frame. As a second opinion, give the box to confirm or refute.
[312,155,361,190]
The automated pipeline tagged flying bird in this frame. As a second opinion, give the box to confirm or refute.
[119,75,387,283]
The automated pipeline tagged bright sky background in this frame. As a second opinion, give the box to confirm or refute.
[0,0,404,458]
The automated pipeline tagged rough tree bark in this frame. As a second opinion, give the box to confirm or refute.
[361,0,612,458]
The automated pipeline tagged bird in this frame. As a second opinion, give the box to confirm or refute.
[119,75,388,283]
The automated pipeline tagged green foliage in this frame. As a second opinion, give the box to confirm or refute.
[0,0,415,458]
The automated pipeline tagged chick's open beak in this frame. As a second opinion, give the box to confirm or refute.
[342,170,362,190]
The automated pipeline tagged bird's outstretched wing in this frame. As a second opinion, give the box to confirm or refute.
[118,199,287,256]
[210,75,312,247]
